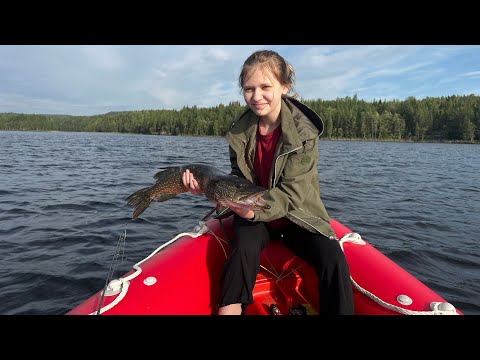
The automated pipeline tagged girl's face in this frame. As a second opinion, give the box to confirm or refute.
[242,66,288,120]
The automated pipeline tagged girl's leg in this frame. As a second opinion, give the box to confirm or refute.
[217,216,270,314]
[283,225,354,315]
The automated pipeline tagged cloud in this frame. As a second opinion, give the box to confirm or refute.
[461,71,480,78]
[0,45,478,115]
[79,45,125,71]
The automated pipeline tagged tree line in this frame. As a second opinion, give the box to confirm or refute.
[1,95,479,142]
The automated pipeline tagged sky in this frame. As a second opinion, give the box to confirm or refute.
[1,45,479,116]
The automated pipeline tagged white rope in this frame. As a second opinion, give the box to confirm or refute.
[91,223,458,315]
[338,232,459,315]
[90,223,210,315]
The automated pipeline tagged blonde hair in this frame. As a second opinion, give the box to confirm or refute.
[239,50,297,98]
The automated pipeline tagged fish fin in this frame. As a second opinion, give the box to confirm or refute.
[154,194,178,202]
[153,166,182,180]
[213,207,233,220]
[201,206,218,222]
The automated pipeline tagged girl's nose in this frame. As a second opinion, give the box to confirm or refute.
[252,90,263,101]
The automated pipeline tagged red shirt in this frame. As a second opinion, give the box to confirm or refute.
[254,125,290,231]
[254,125,281,188]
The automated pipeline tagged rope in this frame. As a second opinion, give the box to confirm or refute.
[91,221,458,316]
[90,221,210,315]
[96,222,129,315]
[338,232,459,315]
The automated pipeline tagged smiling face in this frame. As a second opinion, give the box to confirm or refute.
[242,66,289,122]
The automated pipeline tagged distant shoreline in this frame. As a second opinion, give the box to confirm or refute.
[1,129,478,145]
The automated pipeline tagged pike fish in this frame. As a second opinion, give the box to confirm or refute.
[126,164,270,220]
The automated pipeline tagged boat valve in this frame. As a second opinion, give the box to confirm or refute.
[430,301,457,314]
[104,279,123,296]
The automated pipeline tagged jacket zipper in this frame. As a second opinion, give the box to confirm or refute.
[272,143,335,240]
[272,144,302,186]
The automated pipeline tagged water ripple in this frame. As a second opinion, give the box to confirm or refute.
[1,132,479,315]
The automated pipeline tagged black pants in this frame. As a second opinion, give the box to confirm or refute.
[217,216,355,315]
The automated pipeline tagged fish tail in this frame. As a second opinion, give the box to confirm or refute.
[126,187,154,219]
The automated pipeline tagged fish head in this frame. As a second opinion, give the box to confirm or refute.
[237,189,270,210]
[215,181,270,211]
[225,187,270,210]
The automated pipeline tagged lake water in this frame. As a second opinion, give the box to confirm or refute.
[1,131,479,315]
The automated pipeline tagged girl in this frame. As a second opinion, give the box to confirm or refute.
[182,50,354,315]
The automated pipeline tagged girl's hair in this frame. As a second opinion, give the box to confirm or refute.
[239,50,297,98]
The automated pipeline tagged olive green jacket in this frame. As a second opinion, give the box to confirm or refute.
[225,96,336,239]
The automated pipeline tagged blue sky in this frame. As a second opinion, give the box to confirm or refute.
[1,45,479,116]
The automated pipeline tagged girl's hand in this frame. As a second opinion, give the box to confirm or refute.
[228,204,254,220]
[182,169,204,195]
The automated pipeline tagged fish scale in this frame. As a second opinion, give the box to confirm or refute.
[126,163,270,220]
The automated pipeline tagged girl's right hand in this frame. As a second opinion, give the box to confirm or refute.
[182,169,203,195]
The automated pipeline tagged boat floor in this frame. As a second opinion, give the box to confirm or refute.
[245,241,319,315]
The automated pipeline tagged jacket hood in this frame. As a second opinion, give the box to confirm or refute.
[282,96,324,136]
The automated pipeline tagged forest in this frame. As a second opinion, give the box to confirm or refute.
[1,94,479,142]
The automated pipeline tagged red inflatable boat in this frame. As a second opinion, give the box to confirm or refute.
[66,215,462,315]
